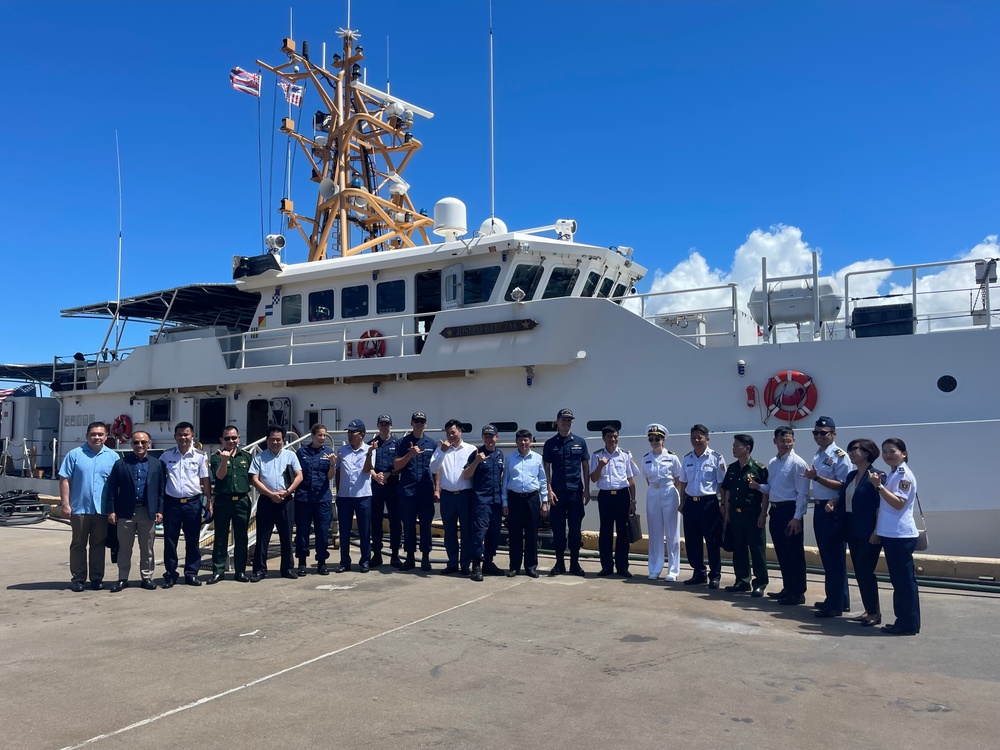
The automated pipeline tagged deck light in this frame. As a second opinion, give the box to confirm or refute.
[738,359,746,377]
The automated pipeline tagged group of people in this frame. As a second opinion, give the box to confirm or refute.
[57,409,922,636]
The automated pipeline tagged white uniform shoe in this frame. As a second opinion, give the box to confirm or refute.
[664,574,678,582]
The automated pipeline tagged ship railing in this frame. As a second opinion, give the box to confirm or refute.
[50,349,135,392]
[625,283,743,346]
[843,257,999,335]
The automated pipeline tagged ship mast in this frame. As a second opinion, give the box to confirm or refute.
[256,26,434,261]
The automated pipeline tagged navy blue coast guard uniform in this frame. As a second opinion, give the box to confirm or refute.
[369,431,401,564]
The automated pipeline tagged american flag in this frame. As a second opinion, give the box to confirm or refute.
[279,78,303,107]
[230,67,261,97]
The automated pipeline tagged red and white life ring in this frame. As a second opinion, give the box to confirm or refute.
[110,414,133,441]
[763,370,818,422]
[348,329,386,359]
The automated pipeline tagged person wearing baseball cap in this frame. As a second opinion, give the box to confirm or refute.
[640,423,683,581]
[542,408,590,576]
[394,411,437,571]
[462,424,506,581]
[368,415,401,568]
[334,420,374,573]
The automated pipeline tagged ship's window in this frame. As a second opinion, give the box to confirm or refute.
[377,280,406,314]
[597,278,614,299]
[342,285,369,319]
[581,271,601,298]
[505,264,544,301]
[535,420,558,433]
[489,421,518,433]
[937,375,957,393]
[308,290,334,322]
[542,267,581,299]
[444,270,460,305]
[149,398,172,422]
[613,284,627,299]
[281,294,302,325]
[460,422,473,434]
[587,420,621,432]
[464,266,501,304]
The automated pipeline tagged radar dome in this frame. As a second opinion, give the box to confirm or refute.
[479,217,508,236]
[433,197,467,241]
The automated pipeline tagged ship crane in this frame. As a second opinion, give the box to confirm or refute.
[257,27,435,261]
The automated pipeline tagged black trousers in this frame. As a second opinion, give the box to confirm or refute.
[881,536,921,632]
[768,502,806,596]
[163,496,202,580]
[682,495,721,577]
[598,489,632,573]
[507,491,540,571]
[371,480,401,552]
[400,491,435,555]
[847,518,882,616]
[549,486,585,554]
[253,497,294,574]
[815,504,850,610]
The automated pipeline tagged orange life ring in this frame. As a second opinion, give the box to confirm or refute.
[763,370,818,422]
[349,329,386,359]
[111,414,132,441]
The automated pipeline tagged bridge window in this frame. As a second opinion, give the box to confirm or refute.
[342,285,370,319]
[309,290,334,321]
[581,271,600,298]
[505,264,544,301]
[281,294,302,325]
[464,266,501,304]
[597,278,614,299]
[612,283,628,305]
[149,398,172,422]
[542,267,580,299]
[377,280,406,314]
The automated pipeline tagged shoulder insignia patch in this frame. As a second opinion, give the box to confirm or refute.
[835,449,845,457]
[899,479,911,492]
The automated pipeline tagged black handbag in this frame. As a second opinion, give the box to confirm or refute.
[628,513,642,545]
[721,520,734,552]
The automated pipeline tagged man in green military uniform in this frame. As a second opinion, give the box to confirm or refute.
[207,425,253,584]
[720,434,769,597]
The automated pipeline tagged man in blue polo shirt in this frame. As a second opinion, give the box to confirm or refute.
[58,421,119,592]
[394,411,437,571]
[543,408,590,577]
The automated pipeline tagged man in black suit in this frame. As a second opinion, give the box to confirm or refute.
[105,430,164,591]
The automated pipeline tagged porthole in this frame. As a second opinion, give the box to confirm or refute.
[937,375,957,393]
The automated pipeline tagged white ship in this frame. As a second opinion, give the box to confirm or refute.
[1,24,997,557]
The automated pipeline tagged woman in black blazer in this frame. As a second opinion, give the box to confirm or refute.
[836,438,884,626]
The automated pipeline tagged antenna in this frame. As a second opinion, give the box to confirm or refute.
[114,130,123,349]
[488,0,496,221]
[386,35,390,95]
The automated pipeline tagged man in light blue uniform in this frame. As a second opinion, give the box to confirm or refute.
[335,419,375,573]
[249,425,303,581]
[804,415,852,616]
[504,429,548,578]
[58,421,119,591]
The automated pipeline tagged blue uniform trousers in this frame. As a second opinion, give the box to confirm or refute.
[471,501,502,562]
[336,495,371,566]
[294,500,333,563]
[881,536,920,632]
[846,518,882,616]
[815,504,850,610]
[253,497,295,574]
[597,489,632,573]
[440,490,472,568]
[163,495,202,580]
[371,480,401,552]
[550,486,585,554]
[768,501,806,596]
[400,491,435,555]
[682,495,721,578]
[506,491,540,571]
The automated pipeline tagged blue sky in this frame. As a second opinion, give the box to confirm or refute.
[1,0,998,373]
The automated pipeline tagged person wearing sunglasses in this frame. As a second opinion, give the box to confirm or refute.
[207,426,254,584]
[802,416,852,617]
[836,439,884,626]
[394,411,437,571]
[105,430,164,592]
[720,434,769,596]
[639,424,682,581]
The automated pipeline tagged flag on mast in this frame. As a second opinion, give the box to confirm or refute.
[279,77,303,106]
[230,67,261,97]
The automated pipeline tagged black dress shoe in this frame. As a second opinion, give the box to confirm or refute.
[401,557,416,571]
[548,562,566,577]
[250,571,266,582]
[140,579,158,590]
[162,578,175,589]
[751,586,765,598]
[184,576,201,586]
[70,581,85,593]
[390,552,403,569]
[505,569,519,577]
[569,563,586,577]
[881,623,917,636]
[370,552,384,568]
[335,564,351,574]
[233,573,249,583]
[297,563,308,576]
[778,594,806,605]
[482,561,504,576]
[360,563,370,573]
[440,565,460,575]
[725,583,752,592]
[460,566,470,576]
[206,574,224,585]
[110,580,129,593]
[420,555,432,572]
[766,590,787,599]
[526,567,540,578]
[859,614,882,627]
[683,576,707,586]
[90,580,104,591]
[708,576,721,589]
[598,568,614,577]
[317,564,329,576]
[619,570,633,579]
[813,601,827,609]
[281,569,299,579]
[815,608,842,618]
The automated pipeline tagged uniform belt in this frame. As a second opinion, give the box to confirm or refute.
[688,495,716,501]
[166,494,200,504]
[441,489,466,495]
[222,494,250,501]
[508,490,538,498]
[600,488,629,494]
[733,508,743,513]
[769,499,795,504]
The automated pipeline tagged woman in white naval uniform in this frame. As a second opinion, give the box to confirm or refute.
[640,424,683,581]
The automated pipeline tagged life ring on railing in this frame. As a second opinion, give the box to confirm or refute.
[762,370,818,422]
[349,330,386,359]
[111,414,133,441]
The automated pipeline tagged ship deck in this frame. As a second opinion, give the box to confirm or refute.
[2,519,998,750]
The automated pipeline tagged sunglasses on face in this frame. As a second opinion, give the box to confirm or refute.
[412,419,426,424]
[648,437,662,442]
[223,436,239,441]
[131,440,149,445]
[812,430,833,436]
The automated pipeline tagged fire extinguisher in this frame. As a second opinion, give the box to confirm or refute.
[746,386,756,408]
